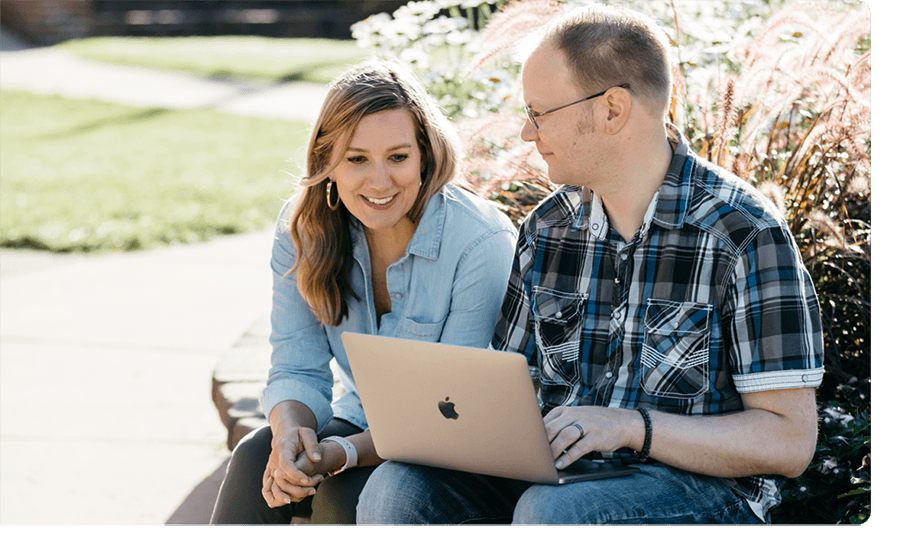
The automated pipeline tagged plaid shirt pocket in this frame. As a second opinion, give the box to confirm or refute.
[532,287,586,388]
[640,299,713,399]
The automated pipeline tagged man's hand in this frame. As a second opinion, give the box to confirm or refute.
[543,406,642,470]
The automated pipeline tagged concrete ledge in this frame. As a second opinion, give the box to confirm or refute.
[211,314,346,450]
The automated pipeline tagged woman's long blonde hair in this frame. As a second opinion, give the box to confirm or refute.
[287,59,462,326]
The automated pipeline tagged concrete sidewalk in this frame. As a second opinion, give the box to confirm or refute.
[0,29,331,524]
[0,231,272,524]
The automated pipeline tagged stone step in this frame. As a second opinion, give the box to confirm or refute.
[211,314,346,450]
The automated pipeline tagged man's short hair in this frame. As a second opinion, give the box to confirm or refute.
[531,4,672,120]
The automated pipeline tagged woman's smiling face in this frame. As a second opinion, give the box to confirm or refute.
[330,109,424,236]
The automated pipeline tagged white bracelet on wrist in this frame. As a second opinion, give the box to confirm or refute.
[322,436,358,476]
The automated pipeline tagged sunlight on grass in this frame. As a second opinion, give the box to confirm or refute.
[58,36,373,83]
[1,90,308,252]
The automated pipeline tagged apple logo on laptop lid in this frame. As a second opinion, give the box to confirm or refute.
[438,397,459,420]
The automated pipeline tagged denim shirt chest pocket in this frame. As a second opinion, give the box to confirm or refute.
[640,299,713,399]
[532,286,586,386]
[394,314,448,343]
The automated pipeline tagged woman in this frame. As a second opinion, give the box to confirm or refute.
[210,59,516,524]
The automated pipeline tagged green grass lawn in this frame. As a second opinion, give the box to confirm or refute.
[1,90,307,252]
[58,36,372,83]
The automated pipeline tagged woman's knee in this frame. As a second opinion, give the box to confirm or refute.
[210,426,279,524]
[228,426,273,474]
[311,466,376,524]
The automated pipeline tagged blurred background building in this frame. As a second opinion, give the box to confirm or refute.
[1,0,408,44]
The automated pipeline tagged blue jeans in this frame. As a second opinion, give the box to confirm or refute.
[356,461,765,524]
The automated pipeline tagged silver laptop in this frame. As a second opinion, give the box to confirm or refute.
[341,332,637,485]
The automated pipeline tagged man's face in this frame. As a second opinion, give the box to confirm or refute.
[520,46,606,188]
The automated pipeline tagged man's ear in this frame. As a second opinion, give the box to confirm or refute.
[600,87,631,135]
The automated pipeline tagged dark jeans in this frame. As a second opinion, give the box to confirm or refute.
[210,419,376,524]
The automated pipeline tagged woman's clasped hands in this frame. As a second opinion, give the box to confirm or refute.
[261,425,343,508]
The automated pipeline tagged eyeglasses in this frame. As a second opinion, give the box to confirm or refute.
[524,84,629,130]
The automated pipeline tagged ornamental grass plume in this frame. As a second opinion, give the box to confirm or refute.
[678,0,870,260]
[711,3,869,170]
[455,1,570,223]
[711,73,739,169]
[454,112,554,225]
[466,0,565,74]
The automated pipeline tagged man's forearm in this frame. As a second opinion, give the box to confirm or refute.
[634,388,818,479]
[550,387,817,479]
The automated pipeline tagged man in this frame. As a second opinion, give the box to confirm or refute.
[356,3,823,524]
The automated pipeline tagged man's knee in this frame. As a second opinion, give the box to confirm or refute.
[356,462,407,523]
[357,462,443,524]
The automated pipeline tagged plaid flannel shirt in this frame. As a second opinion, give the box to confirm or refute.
[491,124,824,516]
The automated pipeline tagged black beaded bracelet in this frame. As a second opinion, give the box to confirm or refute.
[636,408,652,463]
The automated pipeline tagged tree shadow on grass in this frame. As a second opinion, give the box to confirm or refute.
[34,107,175,142]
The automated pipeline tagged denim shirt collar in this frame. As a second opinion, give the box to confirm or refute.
[406,187,447,260]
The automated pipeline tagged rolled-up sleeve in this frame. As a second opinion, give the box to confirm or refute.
[723,222,825,392]
[260,204,336,432]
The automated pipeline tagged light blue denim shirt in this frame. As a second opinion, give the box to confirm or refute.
[261,185,517,432]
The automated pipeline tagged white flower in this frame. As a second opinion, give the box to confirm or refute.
[399,47,433,69]
[351,12,391,37]
[351,12,393,48]
[444,28,476,46]
[372,17,423,49]
[423,16,470,35]
[475,69,512,88]
[396,1,441,20]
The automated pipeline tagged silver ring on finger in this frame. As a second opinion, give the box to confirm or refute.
[570,422,585,441]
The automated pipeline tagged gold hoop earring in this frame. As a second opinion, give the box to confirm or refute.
[326,180,340,211]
